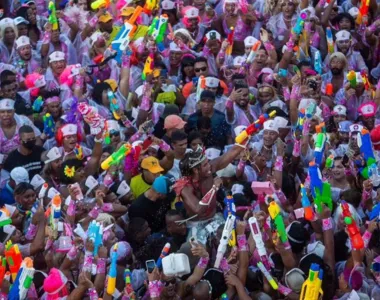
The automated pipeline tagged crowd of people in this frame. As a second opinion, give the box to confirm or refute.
[0,0,380,299]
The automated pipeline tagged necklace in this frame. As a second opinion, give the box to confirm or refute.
[253,163,264,174]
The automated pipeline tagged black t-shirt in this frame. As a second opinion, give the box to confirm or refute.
[128,191,174,233]
[4,146,45,178]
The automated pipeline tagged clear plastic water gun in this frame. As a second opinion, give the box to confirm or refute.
[268,201,288,243]
[314,51,322,75]
[156,243,171,269]
[246,41,262,64]
[124,269,136,299]
[91,0,110,10]
[301,184,314,221]
[107,90,121,120]
[32,96,43,113]
[87,220,103,256]
[50,195,61,239]
[368,163,380,187]
[292,11,307,36]
[195,75,206,102]
[5,241,23,281]
[48,1,58,30]
[308,161,333,213]
[101,143,132,170]
[112,6,143,51]
[226,27,235,56]
[43,113,55,138]
[257,261,279,290]
[235,111,276,145]
[300,263,323,300]
[106,244,118,295]
[326,27,334,54]
[347,71,357,88]
[357,128,377,178]
[314,132,327,165]
[356,0,370,25]
[148,14,169,52]
[215,214,236,268]
[248,217,270,269]
[224,194,236,247]
[142,53,155,81]
[8,257,35,300]
[341,201,364,250]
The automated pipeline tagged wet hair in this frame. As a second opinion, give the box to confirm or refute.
[14,182,35,196]
[44,89,61,99]
[333,13,355,30]
[60,159,84,184]
[19,125,34,135]
[287,221,310,254]
[171,130,188,143]
[92,82,111,105]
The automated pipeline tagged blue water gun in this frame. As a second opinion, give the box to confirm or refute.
[292,12,307,36]
[87,221,103,256]
[32,96,43,113]
[369,204,380,221]
[314,50,322,75]
[308,162,333,213]
[8,257,35,300]
[301,184,314,221]
[357,128,377,178]
[43,113,55,138]
[106,244,118,295]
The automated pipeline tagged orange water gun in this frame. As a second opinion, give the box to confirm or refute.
[5,241,23,281]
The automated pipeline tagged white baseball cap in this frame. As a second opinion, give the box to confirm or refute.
[10,167,29,185]
[44,147,62,164]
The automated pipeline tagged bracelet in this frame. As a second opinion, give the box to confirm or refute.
[237,234,248,252]
[97,258,107,274]
[283,87,291,102]
[121,53,131,68]
[88,288,99,300]
[197,256,209,269]
[290,85,300,100]
[292,140,301,157]
[159,140,171,152]
[274,156,283,172]
[88,16,99,27]
[278,283,292,296]
[322,217,333,231]
[226,98,233,109]
[263,41,274,52]
[283,240,291,250]
[219,257,231,274]
[42,31,51,44]
[102,203,113,212]
[362,230,372,248]
[140,95,151,111]
[67,199,76,216]
[67,245,78,261]
[237,159,245,172]
[45,238,54,251]
[25,223,38,241]
[83,251,94,272]
[129,131,142,143]
[148,280,164,298]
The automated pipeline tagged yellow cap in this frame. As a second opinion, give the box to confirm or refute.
[99,12,113,23]
[104,79,117,92]
[121,6,135,17]
[141,156,164,174]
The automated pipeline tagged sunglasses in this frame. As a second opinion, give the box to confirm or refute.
[195,67,207,72]
[164,278,176,286]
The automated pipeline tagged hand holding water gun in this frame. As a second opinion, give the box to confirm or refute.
[50,195,61,239]
[101,143,132,170]
[257,261,278,290]
[156,243,171,269]
[5,241,23,281]
[314,131,327,165]
[341,201,364,250]
[235,111,276,145]
[87,221,103,256]
[91,0,110,10]
[215,214,236,268]
[112,6,143,51]
[43,113,55,138]
[224,194,236,247]
[0,207,12,227]
[356,0,370,25]
[301,184,314,221]
[357,128,377,178]
[268,201,288,243]
[246,41,262,64]
[106,244,118,296]
[142,53,155,81]
[225,27,234,56]
[314,51,322,75]
[77,102,105,136]
[326,27,334,54]
[107,90,121,120]
[124,269,135,299]
[308,161,333,213]
[48,2,58,31]
[148,15,169,52]
[347,71,357,88]
[300,263,323,300]
[248,217,270,269]
[292,12,307,36]
[8,257,35,300]
[32,96,43,113]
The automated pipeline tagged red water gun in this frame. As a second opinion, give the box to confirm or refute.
[225,27,234,56]
[341,201,364,250]
[356,0,370,25]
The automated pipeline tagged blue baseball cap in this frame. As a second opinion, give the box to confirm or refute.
[152,176,173,195]
[338,120,353,133]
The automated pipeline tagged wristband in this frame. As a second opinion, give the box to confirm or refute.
[290,85,300,100]
[67,199,76,216]
[25,223,38,241]
[122,53,131,68]
[94,137,104,143]
[362,230,372,248]
[67,245,78,261]
[376,80,380,90]
[121,117,134,128]
[219,257,230,274]
[102,203,113,212]
[226,98,234,109]
[218,51,226,59]
[159,139,171,152]
[197,256,209,269]
[263,41,274,52]
[97,258,107,274]
[322,217,333,231]
[292,140,301,157]
[285,40,295,52]
[283,240,291,250]
[88,206,102,219]
[42,31,51,44]
[361,190,371,207]
[148,280,164,298]
[237,159,245,172]
[89,288,99,300]
[88,16,99,27]
[278,283,292,296]
[274,156,283,171]
[140,95,151,111]
[74,75,84,89]
[283,87,291,102]
[129,131,142,143]
[83,251,94,272]
[302,120,311,136]
[237,234,248,252]
[45,238,54,251]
